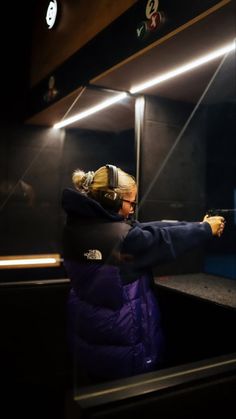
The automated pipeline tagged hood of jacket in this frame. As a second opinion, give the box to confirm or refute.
[62,188,124,221]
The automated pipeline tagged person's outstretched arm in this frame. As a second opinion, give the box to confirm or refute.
[122,216,225,269]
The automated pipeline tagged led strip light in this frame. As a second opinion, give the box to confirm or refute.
[0,254,61,269]
[53,92,128,129]
[130,41,235,94]
[53,41,235,130]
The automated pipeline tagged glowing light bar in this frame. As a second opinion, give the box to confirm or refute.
[0,254,61,269]
[0,258,57,266]
[53,92,128,129]
[130,41,236,94]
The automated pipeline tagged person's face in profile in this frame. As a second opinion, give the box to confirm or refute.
[119,186,137,218]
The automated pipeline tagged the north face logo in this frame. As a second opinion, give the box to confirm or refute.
[84,249,102,260]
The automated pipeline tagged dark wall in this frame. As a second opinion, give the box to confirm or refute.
[138,95,206,274]
[138,95,206,221]
[0,123,135,263]
[155,285,236,367]
[138,48,236,279]
[204,49,236,223]
[1,2,34,123]
[204,101,236,254]
[203,52,236,278]
[61,128,136,191]
[0,124,64,256]
[0,123,135,415]
[0,281,71,419]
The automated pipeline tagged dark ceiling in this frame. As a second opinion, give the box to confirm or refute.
[1,2,36,123]
[27,1,235,132]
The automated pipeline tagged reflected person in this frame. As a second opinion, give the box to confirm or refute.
[62,164,225,383]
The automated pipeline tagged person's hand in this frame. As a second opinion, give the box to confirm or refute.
[203,215,225,237]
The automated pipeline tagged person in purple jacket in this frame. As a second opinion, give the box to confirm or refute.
[62,164,225,384]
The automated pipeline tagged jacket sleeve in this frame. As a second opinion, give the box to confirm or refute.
[121,220,212,269]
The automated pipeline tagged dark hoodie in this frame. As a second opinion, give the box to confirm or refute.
[62,188,212,381]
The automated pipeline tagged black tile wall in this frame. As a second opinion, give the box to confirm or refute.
[139,95,206,219]
[138,96,206,273]
[0,124,135,266]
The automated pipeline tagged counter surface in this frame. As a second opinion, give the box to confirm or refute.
[155,273,236,309]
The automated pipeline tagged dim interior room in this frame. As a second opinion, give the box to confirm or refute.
[0,1,235,418]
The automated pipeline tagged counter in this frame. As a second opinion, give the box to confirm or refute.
[155,273,236,309]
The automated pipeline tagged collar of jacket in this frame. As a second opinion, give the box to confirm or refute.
[62,188,125,221]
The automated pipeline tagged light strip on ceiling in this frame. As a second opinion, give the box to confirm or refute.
[0,254,61,269]
[52,41,235,129]
[130,41,235,94]
[53,92,128,129]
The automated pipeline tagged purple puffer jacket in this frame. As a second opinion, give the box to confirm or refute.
[62,188,212,381]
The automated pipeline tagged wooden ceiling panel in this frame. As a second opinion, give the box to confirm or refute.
[27,1,235,131]
[27,87,135,132]
[30,0,137,87]
[93,2,235,97]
